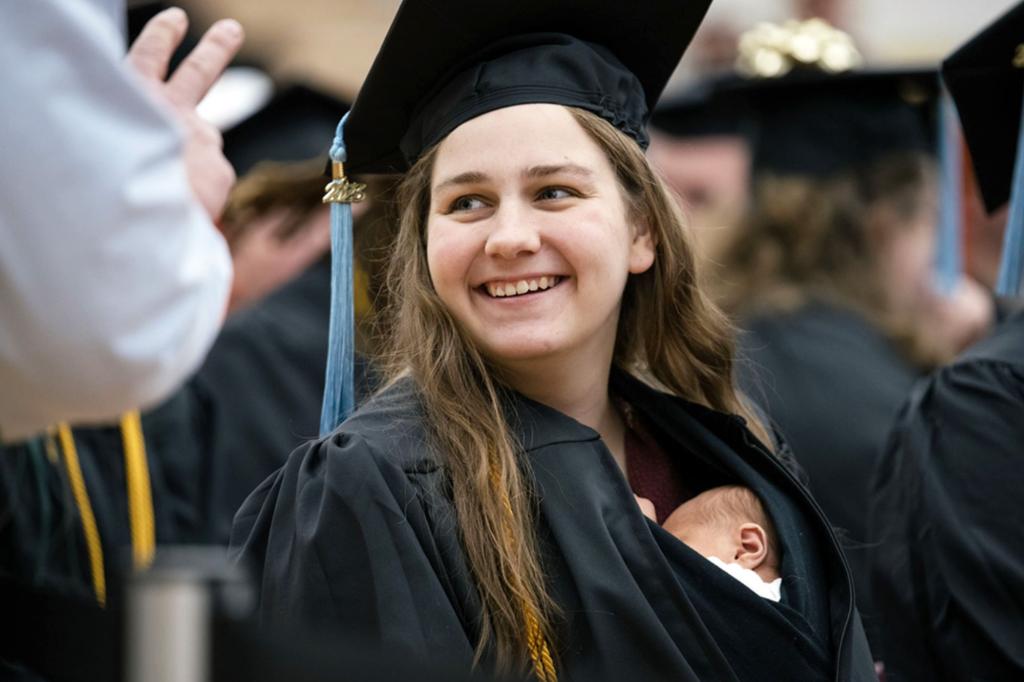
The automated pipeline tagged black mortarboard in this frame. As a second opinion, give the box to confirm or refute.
[649,75,754,139]
[223,84,350,176]
[942,2,1024,213]
[732,69,942,178]
[342,0,713,174]
[944,1,1024,296]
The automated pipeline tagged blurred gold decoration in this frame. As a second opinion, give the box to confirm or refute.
[1014,44,1024,69]
[736,18,863,79]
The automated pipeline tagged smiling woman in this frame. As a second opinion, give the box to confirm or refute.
[230,1,877,680]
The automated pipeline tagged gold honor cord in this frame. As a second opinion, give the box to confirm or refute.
[489,467,558,682]
[56,424,106,606]
[120,410,155,570]
[55,411,156,606]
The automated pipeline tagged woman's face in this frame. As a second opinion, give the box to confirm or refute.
[875,187,938,315]
[426,104,655,373]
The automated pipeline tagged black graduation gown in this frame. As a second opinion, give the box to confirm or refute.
[736,301,920,652]
[231,371,876,681]
[0,390,207,605]
[187,256,332,543]
[867,310,1024,681]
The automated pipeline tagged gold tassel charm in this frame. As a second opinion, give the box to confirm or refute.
[323,160,367,204]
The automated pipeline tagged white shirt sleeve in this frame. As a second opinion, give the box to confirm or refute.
[0,0,233,441]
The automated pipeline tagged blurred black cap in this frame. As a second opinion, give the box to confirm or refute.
[343,0,713,174]
[223,84,351,176]
[942,2,1024,213]
[730,69,941,178]
[650,75,754,139]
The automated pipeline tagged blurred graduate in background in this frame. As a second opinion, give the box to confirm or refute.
[869,3,1024,678]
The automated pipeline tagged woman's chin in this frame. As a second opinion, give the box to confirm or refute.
[475,335,564,367]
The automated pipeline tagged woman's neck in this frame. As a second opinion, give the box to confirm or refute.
[500,357,628,472]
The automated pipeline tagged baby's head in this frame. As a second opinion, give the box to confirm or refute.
[663,485,780,582]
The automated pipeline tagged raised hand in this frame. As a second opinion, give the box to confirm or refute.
[126,7,245,220]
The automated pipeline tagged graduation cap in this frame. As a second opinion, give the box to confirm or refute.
[318,0,713,437]
[223,84,351,176]
[649,75,754,139]
[943,3,1024,213]
[732,68,942,179]
[942,1,1024,296]
[340,0,713,174]
[737,68,964,292]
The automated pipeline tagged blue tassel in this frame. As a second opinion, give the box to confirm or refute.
[935,91,962,295]
[996,89,1024,297]
[319,112,358,436]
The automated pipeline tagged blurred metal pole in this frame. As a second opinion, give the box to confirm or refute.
[125,547,253,682]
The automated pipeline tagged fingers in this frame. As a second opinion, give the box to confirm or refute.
[634,495,657,522]
[126,7,189,82]
[166,18,244,107]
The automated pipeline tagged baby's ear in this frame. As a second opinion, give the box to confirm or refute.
[734,523,768,570]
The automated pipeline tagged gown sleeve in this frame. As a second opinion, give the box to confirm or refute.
[868,356,1024,680]
[229,432,477,663]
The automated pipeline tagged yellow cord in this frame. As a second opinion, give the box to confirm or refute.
[491,468,558,682]
[120,410,155,570]
[57,424,106,607]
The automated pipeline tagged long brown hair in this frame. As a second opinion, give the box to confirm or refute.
[374,106,771,674]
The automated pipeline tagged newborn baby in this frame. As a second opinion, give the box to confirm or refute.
[637,485,782,601]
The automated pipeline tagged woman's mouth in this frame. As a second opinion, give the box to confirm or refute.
[483,275,563,298]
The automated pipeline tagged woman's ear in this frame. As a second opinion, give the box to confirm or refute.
[733,523,768,570]
[628,220,656,274]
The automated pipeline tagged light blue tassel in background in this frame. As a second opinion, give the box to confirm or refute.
[996,90,1024,297]
[935,91,962,295]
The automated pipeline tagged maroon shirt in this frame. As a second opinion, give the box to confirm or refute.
[622,403,687,524]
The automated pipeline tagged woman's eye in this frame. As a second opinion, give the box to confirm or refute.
[537,187,576,201]
[448,196,487,212]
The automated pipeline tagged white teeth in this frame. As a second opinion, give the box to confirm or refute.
[485,276,562,298]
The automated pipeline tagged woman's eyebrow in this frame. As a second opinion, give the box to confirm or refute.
[523,163,594,180]
[433,164,594,194]
[433,171,490,194]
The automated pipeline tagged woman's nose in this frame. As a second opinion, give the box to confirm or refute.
[484,204,541,259]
